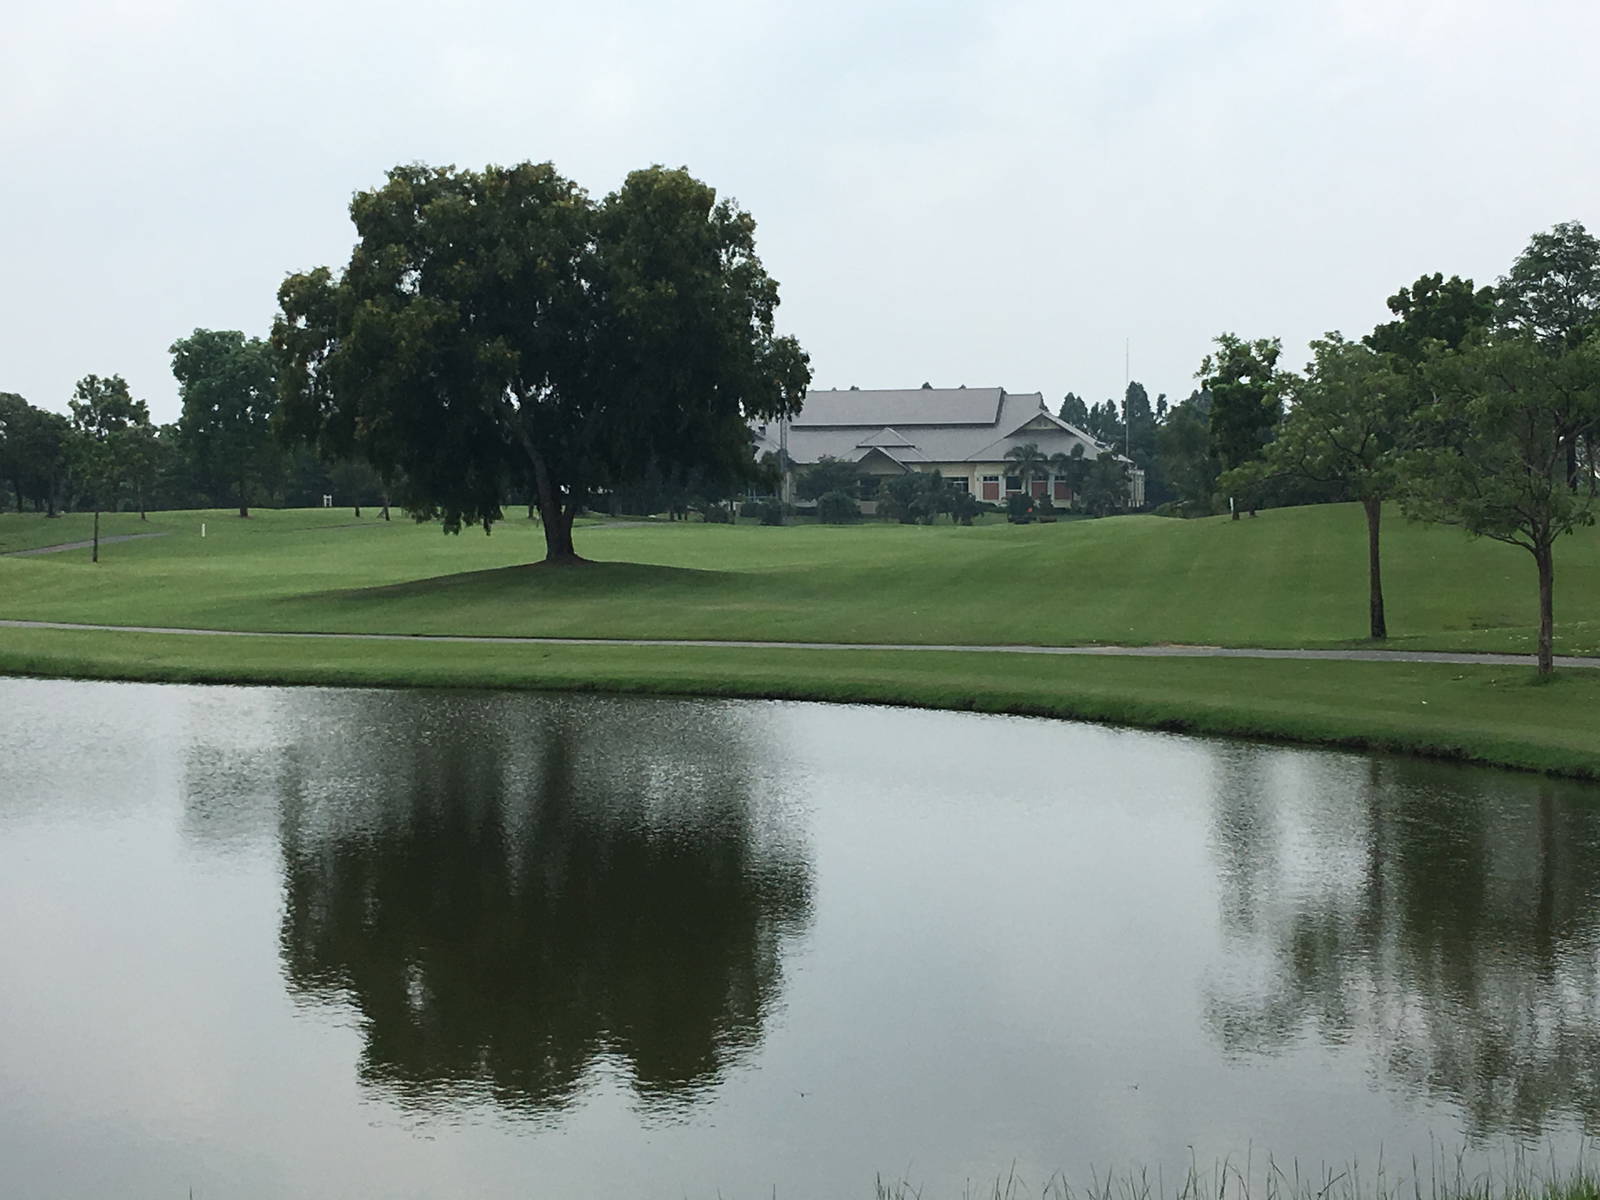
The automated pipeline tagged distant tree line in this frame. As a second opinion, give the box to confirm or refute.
[0,339,394,525]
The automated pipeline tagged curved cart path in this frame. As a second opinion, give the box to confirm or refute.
[1,617,1594,670]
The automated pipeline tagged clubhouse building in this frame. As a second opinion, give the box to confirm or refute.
[751,386,1145,508]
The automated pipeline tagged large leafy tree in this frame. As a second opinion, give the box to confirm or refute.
[1058,392,1090,428]
[1497,221,1600,350]
[1365,273,1495,364]
[1225,335,1409,639]
[0,394,71,515]
[1401,334,1600,675]
[1122,381,1154,460]
[171,329,279,518]
[275,161,809,564]
[1155,390,1217,513]
[1084,400,1123,447]
[0,392,31,512]
[1200,334,1283,517]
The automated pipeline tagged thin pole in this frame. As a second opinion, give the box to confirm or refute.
[1124,338,1131,457]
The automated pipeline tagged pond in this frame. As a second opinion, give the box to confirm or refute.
[1,679,1597,1198]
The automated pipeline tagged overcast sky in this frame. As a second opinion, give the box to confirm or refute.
[5,0,1598,425]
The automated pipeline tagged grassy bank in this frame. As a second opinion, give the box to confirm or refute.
[871,1155,1599,1200]
[3,625,1598,778]
[1,503,1597,654]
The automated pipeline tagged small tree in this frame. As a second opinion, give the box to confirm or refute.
[68,374,151,560]
[1402,333,1600,675]
[816,490,860,524]
[949,489,981,526]
[1079,451,1131,517]
[1496,221,1600,489]
[1047,444,1088,507]
[796,456,862,501]
[1225,334,1410,639]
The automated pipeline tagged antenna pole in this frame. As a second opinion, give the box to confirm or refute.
[1124,338,1131,456]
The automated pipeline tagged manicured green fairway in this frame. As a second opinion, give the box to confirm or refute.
[2,502,1597,654]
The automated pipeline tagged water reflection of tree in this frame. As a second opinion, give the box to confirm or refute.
[272,692,812,1118]
[1206,752,1600,1139]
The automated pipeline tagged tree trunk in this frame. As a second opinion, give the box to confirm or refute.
[238,477,249,519]
[1363,496,1387,640]
[538,495,579,561]
[1534,541,1555,676]
[530,460,582,563]
[354,504,361,518]
[92,509,100,564]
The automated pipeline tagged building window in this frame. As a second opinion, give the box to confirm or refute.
[1005,475,1022,493]
[858,476,881,500]
[946,477,970,492]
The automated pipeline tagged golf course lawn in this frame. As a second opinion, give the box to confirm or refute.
[2,501,1598,653]
[2,502,1597,778]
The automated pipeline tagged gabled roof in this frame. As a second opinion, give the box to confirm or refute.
[790,387,1005,428]
[856,426,918,449]
[754,386,1133,469]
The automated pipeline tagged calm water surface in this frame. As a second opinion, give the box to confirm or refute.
[1,679,1597,1198]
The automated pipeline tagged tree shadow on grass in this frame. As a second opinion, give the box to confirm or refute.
[299,559,733,609]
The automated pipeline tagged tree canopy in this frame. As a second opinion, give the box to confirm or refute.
[1200,334,1284,475]
[171,329,279,518]
[68,374,152,535]
[274,161,810,563]
[1365,273,1494,363]
[1496,220,1600,350]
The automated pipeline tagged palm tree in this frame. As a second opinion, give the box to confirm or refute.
[1003,442,1050,493]
[1047,444,1088,507]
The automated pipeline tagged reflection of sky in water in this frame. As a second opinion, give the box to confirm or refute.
[1,677,1598,1199]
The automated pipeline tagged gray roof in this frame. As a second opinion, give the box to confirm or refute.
[789,387,1005,428]
[752,387,1127,469]
[752,387,1139,476]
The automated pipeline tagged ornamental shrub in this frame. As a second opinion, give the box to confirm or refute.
[817,490,861,524]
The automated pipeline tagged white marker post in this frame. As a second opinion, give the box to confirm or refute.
[201,523,206,538]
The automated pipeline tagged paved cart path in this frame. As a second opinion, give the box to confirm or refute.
[2,533,172,557]
[0,617,1594,670]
